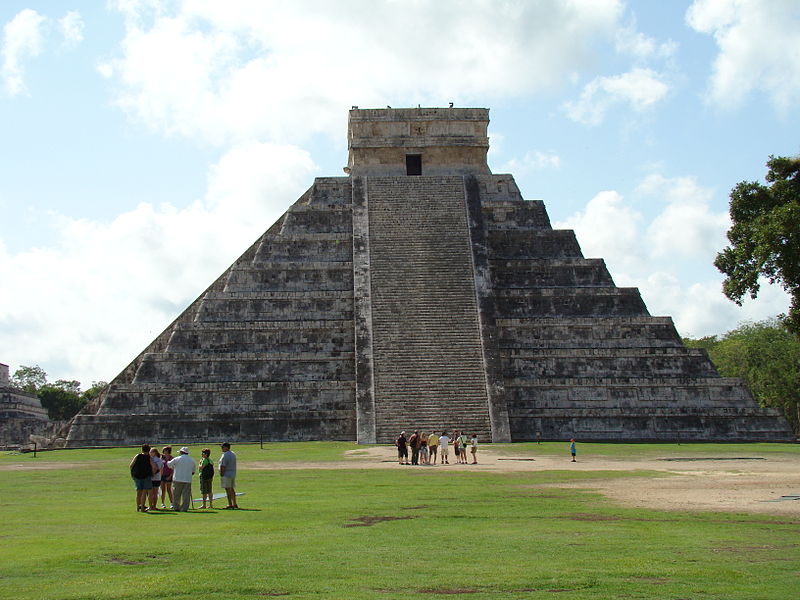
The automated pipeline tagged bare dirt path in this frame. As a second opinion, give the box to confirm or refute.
[325,446,799,517]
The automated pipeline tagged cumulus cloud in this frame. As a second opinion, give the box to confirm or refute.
[563,67,670,125]
[58,11,84,46]
[498,150,561,174]
[104,0,626,145]
[0,142,316,383]
[1,9,46,95]
[686,0,800,112]
[554,174,790,337]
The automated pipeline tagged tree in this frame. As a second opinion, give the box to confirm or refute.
[38,384,86,421]
[684,318,800,434]
[10,365,47,393]
[715,155,800,334]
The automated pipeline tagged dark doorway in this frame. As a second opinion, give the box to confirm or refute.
[406,154,422,176]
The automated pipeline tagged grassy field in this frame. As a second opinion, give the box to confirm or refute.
[0,442,797,600]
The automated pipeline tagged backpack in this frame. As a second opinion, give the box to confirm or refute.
[130,453,151,479]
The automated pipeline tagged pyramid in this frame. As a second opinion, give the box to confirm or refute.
[67,107,793,446]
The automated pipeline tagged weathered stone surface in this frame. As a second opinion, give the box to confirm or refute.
[67,108,794,446]
[0,362,49,446]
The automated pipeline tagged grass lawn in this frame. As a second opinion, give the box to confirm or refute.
[0,442,797,599]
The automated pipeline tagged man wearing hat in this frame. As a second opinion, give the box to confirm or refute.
[167,447,196,511]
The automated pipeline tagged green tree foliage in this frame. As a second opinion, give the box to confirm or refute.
[10,365,47,393]
[715,155,800,334]
[10,366,104,421]
[38,385,87,421]
[684,318,800,434]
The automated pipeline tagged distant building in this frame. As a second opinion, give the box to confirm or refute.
[68,107,792,446]
[0,362,49,446]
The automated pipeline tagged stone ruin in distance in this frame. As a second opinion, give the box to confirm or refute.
[67,107,793,446]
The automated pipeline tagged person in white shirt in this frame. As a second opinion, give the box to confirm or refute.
[167,447,196,512]
[438,432,450,465]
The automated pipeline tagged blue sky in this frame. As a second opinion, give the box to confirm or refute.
[1,0,799,385]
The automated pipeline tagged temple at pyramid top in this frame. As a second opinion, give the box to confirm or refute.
[345,107,491,176]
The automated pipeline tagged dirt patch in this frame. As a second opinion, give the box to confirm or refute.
[104,553,158,566]
[343,515,417,527]
[416,589,479,594]
[0,461,84,471]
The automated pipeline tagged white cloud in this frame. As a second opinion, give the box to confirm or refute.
[499,150,561,174]
[686,0,800,111]
[563,67,670,125]
[615,22,676,60]
[555,174,790,337]
[105,0,626,145]
[636,174,730,259]
[59,11,84,46]
[0,142,316,384]
[1,9,46,96]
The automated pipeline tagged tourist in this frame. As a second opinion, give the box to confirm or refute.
[198,448,215,509]
[148,447,163,510]
[428,431,438,464]
[160,446,174,509]
[452,431,461,463]
[130,443,154,512]
[168,447,196,512]
[396,431,409,465]
[219,442,239,509]
[459,431,468,464]
[419,432,429,464]
[570,439,577,462]
[438,431,450,464]
[409,431,419,465]
[470,433,478,464]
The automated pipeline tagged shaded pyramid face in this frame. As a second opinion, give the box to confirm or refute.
[67,108,793,446]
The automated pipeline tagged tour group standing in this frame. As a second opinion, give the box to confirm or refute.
[129,442,239,512]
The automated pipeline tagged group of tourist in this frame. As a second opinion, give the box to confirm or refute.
[395,430,477,465]
[129,442,239,512]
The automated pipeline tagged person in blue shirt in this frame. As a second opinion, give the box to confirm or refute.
[570,439,577,462]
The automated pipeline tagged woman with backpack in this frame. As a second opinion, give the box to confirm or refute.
[129,443,154,512]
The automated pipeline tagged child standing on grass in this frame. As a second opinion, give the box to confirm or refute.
[570,439,577,462]
[198,448,215,509]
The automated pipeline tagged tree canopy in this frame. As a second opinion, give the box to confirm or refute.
[715,155,800,334]
[684,318,800,435]
[10,365,108,422]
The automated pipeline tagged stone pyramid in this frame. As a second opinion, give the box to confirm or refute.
[67,107,793,446]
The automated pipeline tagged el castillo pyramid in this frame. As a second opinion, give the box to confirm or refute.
[67,107,793,446]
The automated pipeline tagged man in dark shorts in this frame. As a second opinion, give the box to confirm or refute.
[396,431,408,465]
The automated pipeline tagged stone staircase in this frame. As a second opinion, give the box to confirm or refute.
[364,176,491,442]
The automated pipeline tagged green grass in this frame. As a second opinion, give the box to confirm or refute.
[0,443,798,599]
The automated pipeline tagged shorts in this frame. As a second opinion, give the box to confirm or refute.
[162,477,173,483]
[471,446,477,454]
[398,448,408,458]
[151,480,162,488]
[221,475,236,489]
[429,446,437,454]
[133,477,153,491]
[200,478,213,494]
